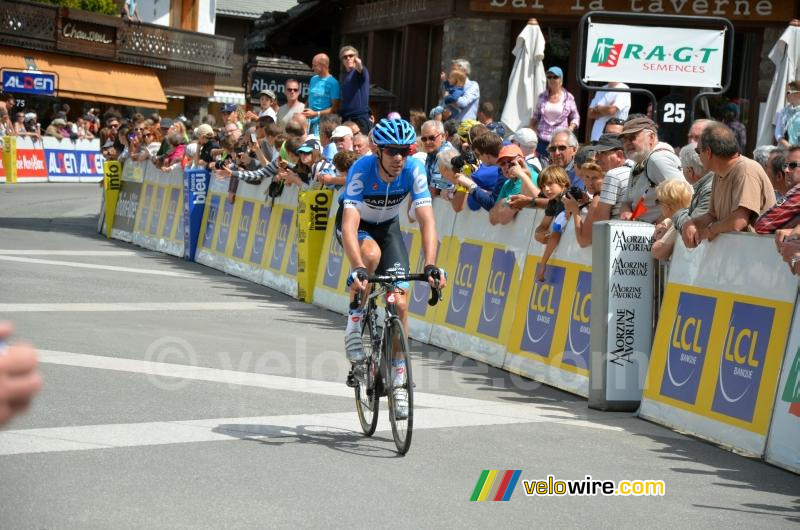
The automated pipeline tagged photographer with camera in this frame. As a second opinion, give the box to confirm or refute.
[562,146,606,248]
[441,131,505,214]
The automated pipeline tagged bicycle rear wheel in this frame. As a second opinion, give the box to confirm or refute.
[355,311,379,436]
[385,318,413,455]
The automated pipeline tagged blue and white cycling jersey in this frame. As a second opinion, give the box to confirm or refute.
[340,154,432,224]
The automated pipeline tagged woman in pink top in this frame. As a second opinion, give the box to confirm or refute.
[530,66,579,161]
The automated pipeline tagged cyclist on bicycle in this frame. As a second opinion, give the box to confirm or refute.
[336,118,446,418]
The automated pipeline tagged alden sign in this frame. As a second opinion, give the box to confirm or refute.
[585,23,725,87]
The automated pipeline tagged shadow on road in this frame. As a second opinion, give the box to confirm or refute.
[212,423,400,459]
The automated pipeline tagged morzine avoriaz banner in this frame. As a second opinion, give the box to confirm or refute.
[584,23,725,88]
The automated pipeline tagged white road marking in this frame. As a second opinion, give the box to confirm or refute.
[0,250,136,256]
[0,302,281,313]
[0,350,623,456]
[0,255,189,277]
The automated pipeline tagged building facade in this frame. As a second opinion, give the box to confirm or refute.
[0,0,232,122]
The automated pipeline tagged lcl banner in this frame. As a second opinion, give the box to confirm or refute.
[584,23,725,88]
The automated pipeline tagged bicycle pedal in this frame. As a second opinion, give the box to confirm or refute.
[345,371,357,388]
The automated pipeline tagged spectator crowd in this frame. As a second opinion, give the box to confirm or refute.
[2,45,798,278]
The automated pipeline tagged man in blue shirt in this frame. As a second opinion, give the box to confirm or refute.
[302,53,340,136]
[339,46,371,134]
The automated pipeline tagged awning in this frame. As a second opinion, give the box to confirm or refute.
[0,46,167,110]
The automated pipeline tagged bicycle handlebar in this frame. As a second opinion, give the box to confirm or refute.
[353,272,442,307]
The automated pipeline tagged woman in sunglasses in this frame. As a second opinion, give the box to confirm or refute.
[530,66,579,162]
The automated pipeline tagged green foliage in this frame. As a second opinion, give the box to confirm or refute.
[32,0,119,16]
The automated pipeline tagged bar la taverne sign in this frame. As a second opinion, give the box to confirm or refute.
[470,0,794,22]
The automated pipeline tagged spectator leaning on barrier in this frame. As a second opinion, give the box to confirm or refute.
[466,131,506,212]
[193,124,218,168]
[775,225,800,275]
[563,154,605,248]
[674,143,714,245]
[327,150,358,189]
[339,45,371,133]
[619,116,684,223]
[755,146,800,234]
[510,127,542,182]
[684,122,776,246]
[278,79,305,127]
[547,128,583,190]
[591,133,632,222]
[421,120,453,195]
[490,144,539,225]
[651,179,694,260]
[437,147,468,212]
[534,166,572,281]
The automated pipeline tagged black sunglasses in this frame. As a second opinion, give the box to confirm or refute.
[382,146,410,157]
[784,161,800,171]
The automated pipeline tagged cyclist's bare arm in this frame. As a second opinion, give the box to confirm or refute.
[341,207,369,295]
[415,205,447,290]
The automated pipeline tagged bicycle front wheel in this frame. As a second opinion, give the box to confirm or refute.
[355,312,379,436]
[385,318,413,455]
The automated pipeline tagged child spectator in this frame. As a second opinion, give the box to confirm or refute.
[651,179,694,260]
[563,158,606,247]
[534,166,571,282]
[429,70,467,121]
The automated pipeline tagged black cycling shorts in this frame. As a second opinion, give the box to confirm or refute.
[334,206,409,281]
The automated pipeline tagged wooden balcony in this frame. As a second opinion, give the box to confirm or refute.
[0,0,233,76]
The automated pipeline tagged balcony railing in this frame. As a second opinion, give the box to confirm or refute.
[0,1,233,76]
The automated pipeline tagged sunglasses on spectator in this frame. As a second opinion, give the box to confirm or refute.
[286,88,299,92]
[499,158,519,168]
[420,134,440,142]
[547,145,569,152]
[607,118,625,125]
[382,146,411,157]
[341,53,355,59]
[784,161,800,170]
[546,75,560,80]
[787,90,800,96]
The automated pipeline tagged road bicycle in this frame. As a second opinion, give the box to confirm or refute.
[346,271,442,455]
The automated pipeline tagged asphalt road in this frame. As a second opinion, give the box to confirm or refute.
[0,183,798,529]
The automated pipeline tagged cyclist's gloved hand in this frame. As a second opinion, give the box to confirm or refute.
[347,267,369,289]
[424,264,447,289]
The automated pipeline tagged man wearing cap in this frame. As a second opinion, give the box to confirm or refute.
[259,89,277,120]
[591,133,633,221]
[193,124,219,168]
[618,116,684,223]
[277,78,305,127]
[339,46,371,134]
[489,144,540,225]
[331,125,354,153]
[221,103,239,126]
[587,82,631,142]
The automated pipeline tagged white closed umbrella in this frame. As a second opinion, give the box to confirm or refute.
[501,19,546,134]
[756,20,800,146]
